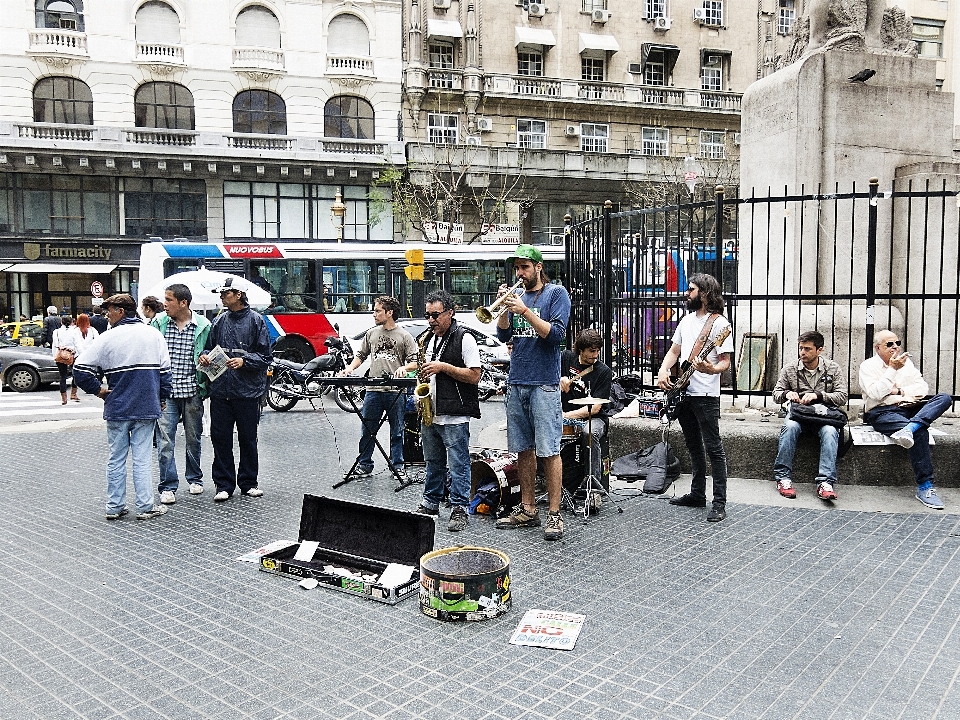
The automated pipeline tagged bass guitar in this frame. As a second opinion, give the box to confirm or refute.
[662,326,731,420]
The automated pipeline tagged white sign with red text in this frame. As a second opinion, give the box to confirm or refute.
[422,222,465,243]
[509,609,586,650]
[479,224,521,244]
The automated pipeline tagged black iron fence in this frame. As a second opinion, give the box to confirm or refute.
[567,178,960,405]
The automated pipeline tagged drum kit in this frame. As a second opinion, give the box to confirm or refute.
[565,395,621,518]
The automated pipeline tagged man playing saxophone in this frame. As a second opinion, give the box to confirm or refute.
[403,290,482,532]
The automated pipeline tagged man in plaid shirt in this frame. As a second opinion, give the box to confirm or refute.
[152,283,211,505]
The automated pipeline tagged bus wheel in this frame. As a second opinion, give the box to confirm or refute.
[273,337,314,364]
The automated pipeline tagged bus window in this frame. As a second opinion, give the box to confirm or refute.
[450,260,507,311]
[325,259,383,313]
[262,259,317,312]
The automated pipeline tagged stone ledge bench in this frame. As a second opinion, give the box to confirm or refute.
[609,414,960,487]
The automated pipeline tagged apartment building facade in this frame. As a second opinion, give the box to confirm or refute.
[0,0,403,319]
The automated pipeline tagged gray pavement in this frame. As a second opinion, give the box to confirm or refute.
[2,390,960,719]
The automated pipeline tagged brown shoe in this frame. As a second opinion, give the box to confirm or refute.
[494,504,541,529]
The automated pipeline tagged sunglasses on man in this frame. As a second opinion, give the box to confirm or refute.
[885,340,902,348]
[424,311,449,320]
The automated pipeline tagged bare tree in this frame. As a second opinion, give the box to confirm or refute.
[369,142,537,244]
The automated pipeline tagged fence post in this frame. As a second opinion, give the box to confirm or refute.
[714,185,725,284]
[602,200,613,366]
[865,177,879,360]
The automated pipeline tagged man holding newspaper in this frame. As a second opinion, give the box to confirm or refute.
[199,277,272,502]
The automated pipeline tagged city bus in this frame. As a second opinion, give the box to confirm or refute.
[138,241,566,361]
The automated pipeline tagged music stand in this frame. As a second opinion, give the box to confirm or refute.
[568,396,622,519]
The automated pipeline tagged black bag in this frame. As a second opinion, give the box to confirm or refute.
[603,380,632,417]
[787,402,848,428]
[611,441,681,495]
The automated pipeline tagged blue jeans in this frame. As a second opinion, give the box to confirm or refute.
[421,421,471,511]
[675,395,728,506]
[210,397,261,495]
[157,394,204,493]
[106,419,157,514]
[865,393,953,488]
[774,418,839,485]
[356,390,406,471]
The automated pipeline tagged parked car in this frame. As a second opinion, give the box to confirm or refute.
[0,321,44,346]
[0,337,60,391]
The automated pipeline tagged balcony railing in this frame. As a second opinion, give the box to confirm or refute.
[125,128,197,146]
[135,43,185,66]
[6,122,405,163]
[427,69,463,91]
[18,122,94,141]
[326,55,374,77]
[27,28,88,56]
[483,73,742,112]
[232,47,285,72]
[225,133,295,151]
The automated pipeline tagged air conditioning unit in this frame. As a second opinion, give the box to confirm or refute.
[628,62,643,74]
[591,9,611,23]
[734,132,741,145]
[654,16,672,30]
[693,7,707,20]
[476,117,493,132]
[550,233,565,246]
[565,124,581,137]
[434,0,451,7]
[527,2,546,17]
[707,54,722,65]
[465,135,482,146]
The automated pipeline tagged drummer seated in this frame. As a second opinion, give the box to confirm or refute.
[560,330,613,476]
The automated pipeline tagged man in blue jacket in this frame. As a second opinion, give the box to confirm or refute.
[73,294,172,520]
[199,277,272,502]
[152,283,212,505]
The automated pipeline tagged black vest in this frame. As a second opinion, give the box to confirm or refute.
[420,320,481,419]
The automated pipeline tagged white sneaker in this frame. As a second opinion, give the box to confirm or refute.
[890,428,915,449]
[188,483,203,495]
[159,491,176,505]
[214,491,230,502]
[243,487,264,497]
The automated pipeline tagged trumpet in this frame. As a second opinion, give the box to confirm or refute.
[476,278,525,323]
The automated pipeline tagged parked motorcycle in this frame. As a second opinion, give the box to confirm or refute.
[478,350,509,401]
[266,333,364,412]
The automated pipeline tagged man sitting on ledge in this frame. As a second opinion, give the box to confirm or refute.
[859,330,953,510]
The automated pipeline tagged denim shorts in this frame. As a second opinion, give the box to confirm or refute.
[505,384,562,457]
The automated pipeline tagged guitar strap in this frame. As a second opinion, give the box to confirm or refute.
[687,314,720,365]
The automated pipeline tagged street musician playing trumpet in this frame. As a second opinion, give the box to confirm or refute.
[402,290,481,532]
[494,244,572,542]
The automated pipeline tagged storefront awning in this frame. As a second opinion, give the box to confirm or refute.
[641,43,680,73]
[515,27,557,48]
[4,263,118,274]
[426,19,463,40]
[0,265,11,272]
[578,32,620,54]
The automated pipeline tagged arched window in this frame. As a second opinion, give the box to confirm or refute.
[233,90,286,135]
[37,0,84,31]
[324,96,374,140]
[327,14,369,56]
[135,1,180,44]
[135,82,194,130]
[235,5,280,47]
[33,76,93,125]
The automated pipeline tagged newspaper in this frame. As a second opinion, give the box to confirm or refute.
[198,345,229,381]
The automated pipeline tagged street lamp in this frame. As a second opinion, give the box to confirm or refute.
[330,189,346,243]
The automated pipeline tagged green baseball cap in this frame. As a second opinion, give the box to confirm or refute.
[508,244,543,263]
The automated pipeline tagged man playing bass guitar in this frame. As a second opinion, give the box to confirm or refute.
[656,273,734,523]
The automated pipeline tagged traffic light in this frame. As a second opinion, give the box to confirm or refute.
[404,248,424,281]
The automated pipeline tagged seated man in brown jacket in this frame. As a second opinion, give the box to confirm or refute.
[771,331,848,501]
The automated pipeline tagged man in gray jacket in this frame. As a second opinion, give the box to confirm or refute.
[772,330,848,501]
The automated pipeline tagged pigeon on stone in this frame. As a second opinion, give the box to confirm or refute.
[848,69,877,83]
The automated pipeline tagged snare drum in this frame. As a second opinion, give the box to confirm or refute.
[470,451,520,518]
[561,422,582,439]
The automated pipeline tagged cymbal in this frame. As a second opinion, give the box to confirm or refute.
[569,396,610,406]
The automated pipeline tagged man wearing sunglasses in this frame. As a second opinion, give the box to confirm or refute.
[403,290,481,531]
[859,330,953,509]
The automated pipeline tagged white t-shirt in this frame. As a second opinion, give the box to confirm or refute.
[428,330,480,426]
[670,312,733,396]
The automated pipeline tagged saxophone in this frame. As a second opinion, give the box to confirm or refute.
[415,331,434,426]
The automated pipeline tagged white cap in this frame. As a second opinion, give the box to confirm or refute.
[212,276,252,294]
